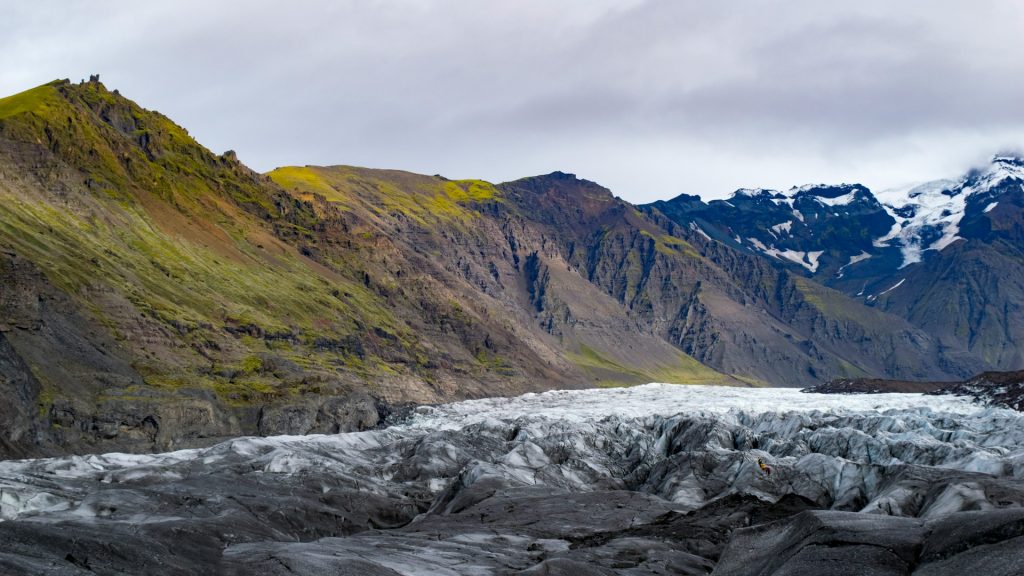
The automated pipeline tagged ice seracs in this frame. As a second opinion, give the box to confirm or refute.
[0,384,1021,574]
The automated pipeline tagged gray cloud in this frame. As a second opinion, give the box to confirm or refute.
[2,0,1023,202]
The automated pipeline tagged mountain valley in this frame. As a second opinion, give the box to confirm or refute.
[0,79,1019,458]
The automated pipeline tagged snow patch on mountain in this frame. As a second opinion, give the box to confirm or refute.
[875,179,961,267]
[812,190,860,207]
[689,221,711,241]
[759,246,824,273]
[792,183,837,194]
[747,237,768,251]
[836,251,871,278]
[984,201,999,213]
[879,278,906,296]
[733,188,774,198]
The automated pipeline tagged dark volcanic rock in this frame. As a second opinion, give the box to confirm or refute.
[930,370,1024,411]
[713,508,1024,576]
[805,378,953,394]
[807,370,1024,412]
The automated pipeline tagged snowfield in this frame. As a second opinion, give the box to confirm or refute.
[1,384,1022,575]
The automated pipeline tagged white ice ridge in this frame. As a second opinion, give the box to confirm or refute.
[878,278,905,296]
[409,384,989,430]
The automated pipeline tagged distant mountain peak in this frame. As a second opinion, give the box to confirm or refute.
[789,182,865,195]
[972,154,1024,191]
[731,187,778,198]
[991,153,1024,167]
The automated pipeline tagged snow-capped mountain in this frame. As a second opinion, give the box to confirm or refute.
[647,181,896,277]
[735,184,884,273]
[644,154,1024,371]
[649,154,1023,281]
[875,155,1024,268]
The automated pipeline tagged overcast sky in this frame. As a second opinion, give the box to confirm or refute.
[3,1,1024,202]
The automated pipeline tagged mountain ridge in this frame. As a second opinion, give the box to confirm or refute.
[645,154,1024,372]
[0,78,1006,457]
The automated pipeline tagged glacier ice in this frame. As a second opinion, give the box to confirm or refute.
[0,384,1021,574]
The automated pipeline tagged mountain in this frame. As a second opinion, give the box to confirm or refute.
[0,79,984,457]
[648,183,896,278]
[646,155,1024,372]
[0,79,731,457]
[864,158,1024,368]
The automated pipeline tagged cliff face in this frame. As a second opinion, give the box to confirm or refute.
[493,175,975,387]
[0,80,980,457]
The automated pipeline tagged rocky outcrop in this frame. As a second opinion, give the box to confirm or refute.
[0,249,385,456]
[807,369,1024,412]
[714,509,1024,576]
[931,370,1024,411]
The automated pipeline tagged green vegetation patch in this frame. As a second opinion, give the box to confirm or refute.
[570,343,727,387]
[268,166,503,228]
[0,83,64,120]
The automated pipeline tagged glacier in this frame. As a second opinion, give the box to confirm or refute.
[1,384,1022,575]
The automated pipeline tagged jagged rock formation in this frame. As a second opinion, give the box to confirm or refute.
[932,370,1024,411]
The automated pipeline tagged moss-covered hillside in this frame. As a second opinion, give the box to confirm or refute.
[0,80,734,457]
